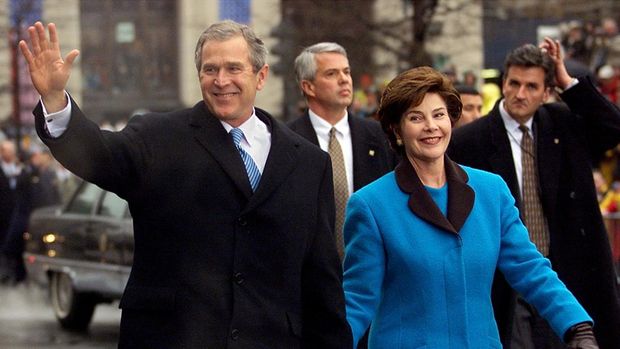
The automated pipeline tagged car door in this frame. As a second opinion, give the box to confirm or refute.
[59,181,104,261]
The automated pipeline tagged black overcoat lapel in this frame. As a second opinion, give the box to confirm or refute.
[395,156,475,234]
[244,110,300,213]
[534,107,561,216]
[189,103,254,199]
[486,109,522,206]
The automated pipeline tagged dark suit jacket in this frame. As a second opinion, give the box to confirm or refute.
[449,77,620,349]
[34,99,352,349]
[287,112,396,192]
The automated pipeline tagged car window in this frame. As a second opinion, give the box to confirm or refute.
[66,182,102,214]
[99,191,128,219]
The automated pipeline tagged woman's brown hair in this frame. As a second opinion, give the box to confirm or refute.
[377,66,462,154]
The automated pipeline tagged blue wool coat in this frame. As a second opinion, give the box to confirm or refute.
[343,158,591,349]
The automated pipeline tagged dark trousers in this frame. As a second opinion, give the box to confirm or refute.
[510,295,567,349]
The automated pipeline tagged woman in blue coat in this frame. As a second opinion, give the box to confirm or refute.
[342,66,598,349]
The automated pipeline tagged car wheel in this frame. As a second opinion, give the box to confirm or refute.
[50,272,97,331]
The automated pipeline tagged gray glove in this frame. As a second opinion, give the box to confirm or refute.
[565,322,599,349]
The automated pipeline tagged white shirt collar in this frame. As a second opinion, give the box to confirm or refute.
[220,108,261,147]
[308,109,350,138]
[499,99,534,135]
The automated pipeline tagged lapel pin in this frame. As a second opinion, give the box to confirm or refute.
[554,138,559,144]
[368,150,375,156]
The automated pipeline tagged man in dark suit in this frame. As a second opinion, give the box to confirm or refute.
[0,140,18,247]
[288,42,395,257]
[0,140,22,284]
[20,20,351,348]
[449,38,620,349]
[288,42,395,349]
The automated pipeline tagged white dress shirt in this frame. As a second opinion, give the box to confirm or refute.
[500,101,532,195]
[308,109,354,194]
[220,112,271,173]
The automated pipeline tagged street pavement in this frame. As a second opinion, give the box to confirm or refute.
[0,281,120,348]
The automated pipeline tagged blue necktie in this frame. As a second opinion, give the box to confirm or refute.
[230,128,261,191]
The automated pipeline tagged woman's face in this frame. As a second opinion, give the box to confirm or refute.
[396,92,452,165]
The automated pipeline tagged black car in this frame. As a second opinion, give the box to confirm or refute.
[23,180,133,330]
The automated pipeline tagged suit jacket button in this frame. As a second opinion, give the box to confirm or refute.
[569,191,576,199]
[234,272,244,284]
[238,217,247,226]
[231,328,239,340]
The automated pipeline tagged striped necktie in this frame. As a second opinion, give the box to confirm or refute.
[230,128,261,192]
[519,124,549,256]
[328,127,349,259]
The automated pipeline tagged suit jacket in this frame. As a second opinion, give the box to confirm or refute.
[449,77,620,349]
[287,112,396,192]
[343,158,591,348]
[34,99,352,349]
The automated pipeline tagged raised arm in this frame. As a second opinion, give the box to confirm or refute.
[539,36,574,90]
[18,22,79,113]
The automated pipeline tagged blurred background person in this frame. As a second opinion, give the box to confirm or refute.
[343,66,598,349]
[29,147,61,209]
[454,84,483,128]
[0,140,30,284]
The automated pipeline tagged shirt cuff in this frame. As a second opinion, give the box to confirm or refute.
[41,92,72,138]
[556,78,579,94]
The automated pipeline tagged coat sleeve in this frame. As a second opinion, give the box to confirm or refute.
[301,154,353,348]
[342,192,386,347]
[560,76,620,156]
[33,97,148,198]
[494,176,592,339]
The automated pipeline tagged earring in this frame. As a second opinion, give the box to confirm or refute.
[396,138,403,146]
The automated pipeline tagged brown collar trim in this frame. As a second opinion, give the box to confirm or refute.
[395,155,475,233]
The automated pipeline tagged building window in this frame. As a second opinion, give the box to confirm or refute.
[80,0,179,122]
[219,0,250,23]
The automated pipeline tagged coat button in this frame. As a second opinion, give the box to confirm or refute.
[569,191,576,199]
[238,217,247,226]
[234,272,244,284]
[231,328,239,340]
[580,228,586,236]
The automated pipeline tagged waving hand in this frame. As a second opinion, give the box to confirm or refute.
[18,22,79,113]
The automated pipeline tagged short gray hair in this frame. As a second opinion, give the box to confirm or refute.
[194,20,268,73]
[294,42,347,84]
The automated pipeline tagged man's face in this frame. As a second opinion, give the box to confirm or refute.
[199,36,268,127]
[302,52,353,111]
[455,93,483,127]
[502,66,550,124]
[0,142,16,163]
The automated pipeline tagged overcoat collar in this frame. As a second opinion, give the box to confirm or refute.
[395,155,475,234]
[189,102,299,210]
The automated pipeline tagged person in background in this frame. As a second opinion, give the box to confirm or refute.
[29,148,61,209]
[288,42,396,259]
[0,140,29,284]
[454,84,483,128]
[287,42,396,349]
[20,20,351,348]
[449,37,620,348]
[343,66,598,349]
